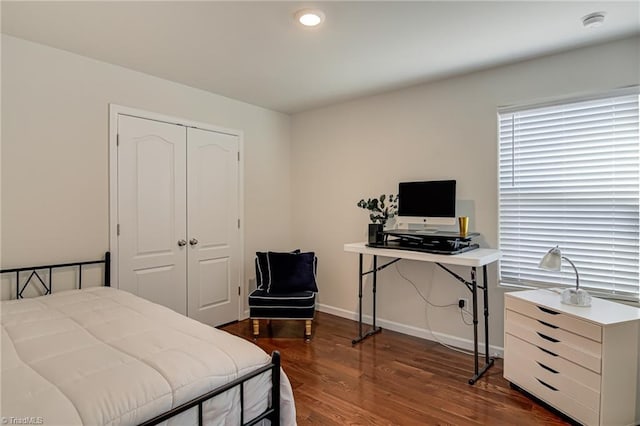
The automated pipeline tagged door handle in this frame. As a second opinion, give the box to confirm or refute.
[189,238,199,246]
[537,332,560,343]
[177,239,187,247]
[537,306,560,315]
[536,361,559,374]
[536,378,558,391]
[537,320,559,329]
[538,346,558,357]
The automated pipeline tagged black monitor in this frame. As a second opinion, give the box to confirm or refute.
[397,180,456,225]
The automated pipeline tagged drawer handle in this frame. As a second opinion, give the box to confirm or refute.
[536,361,559,374]
[538,346,558,357]
[537,320,559,329]
[536,378,559,391]
[537,306,560,315]
[537,332,560,343]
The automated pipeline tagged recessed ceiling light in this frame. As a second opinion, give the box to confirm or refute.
[582,12,606,28]
[295,9,325,27]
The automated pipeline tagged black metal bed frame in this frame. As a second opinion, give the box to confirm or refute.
[0,252,282,426]
[0,252,112,298]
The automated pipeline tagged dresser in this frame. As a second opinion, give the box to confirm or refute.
[504,289,640,426]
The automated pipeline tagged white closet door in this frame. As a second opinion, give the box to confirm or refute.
[117,115,187,315]
[187,127,240,326]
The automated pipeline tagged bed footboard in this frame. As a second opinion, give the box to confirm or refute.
[138,351,282,426]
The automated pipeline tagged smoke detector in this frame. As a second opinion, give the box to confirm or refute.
[582,12,606,28]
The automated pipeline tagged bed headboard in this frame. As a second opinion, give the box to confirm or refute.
[0,252,110,300]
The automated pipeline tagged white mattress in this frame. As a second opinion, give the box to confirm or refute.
[0,287,296,425]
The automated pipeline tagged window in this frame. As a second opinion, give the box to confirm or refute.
[498,89,640,301]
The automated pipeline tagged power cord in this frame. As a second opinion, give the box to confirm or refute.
[394,262,485,358]
[394,262,458,308]
[460,308,473,326]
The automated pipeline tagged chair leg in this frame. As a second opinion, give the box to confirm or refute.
[305,320,312,342]
[252,319,260,339]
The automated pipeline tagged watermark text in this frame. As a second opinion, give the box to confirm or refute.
[1,417,44,425]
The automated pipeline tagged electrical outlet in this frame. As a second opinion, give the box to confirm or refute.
[458,298,469,309]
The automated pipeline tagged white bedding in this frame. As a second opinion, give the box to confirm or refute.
[0,287,296,425]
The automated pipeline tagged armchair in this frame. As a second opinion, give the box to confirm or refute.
[248,251,318,341]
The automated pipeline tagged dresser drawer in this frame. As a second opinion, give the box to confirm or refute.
[505,309,602,373]
[505,295,601,342]
[505,349,600,426]
[504,333,601,409]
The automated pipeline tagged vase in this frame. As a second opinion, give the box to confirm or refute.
[368,223,384,244]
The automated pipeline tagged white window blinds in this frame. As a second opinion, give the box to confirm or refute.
[498,90,640,301]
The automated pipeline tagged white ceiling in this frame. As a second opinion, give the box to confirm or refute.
[2,1,639,114]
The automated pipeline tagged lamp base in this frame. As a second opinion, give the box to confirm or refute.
[561,288,591,307]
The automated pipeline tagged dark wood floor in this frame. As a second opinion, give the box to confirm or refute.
[222,312,570,425]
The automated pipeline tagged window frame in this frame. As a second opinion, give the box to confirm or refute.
[496,86,640,303]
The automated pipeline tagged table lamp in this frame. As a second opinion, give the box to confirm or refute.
[538,246,591,307]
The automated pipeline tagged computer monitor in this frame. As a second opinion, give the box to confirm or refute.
[396,180,456,228]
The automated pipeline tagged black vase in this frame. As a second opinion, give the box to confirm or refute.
[368,223,384,244]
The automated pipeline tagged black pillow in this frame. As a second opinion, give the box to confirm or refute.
[267,251,318,294]
[255,250,300,291]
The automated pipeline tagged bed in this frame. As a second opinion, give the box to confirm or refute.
[0,252,296,425]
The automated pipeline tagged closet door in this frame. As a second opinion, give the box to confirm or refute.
[187,128,240,326]
[117,115,187,315]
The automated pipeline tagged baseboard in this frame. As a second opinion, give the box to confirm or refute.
[317,303,504,358]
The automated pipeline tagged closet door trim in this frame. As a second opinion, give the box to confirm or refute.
[108,104,245,320]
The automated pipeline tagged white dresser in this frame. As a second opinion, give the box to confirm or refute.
[504,289,640,426]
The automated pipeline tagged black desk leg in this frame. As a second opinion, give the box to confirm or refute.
[483,265,491,365]
[468,264,495,384]
[352,254,382,345]
[372,255,377,330]
[471,267,479,381]
[358,254,363,338]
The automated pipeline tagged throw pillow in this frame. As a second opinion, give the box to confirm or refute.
[267,251,318,293]
[255,249,300,290]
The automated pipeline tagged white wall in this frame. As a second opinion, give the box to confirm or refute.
[1,35,292,306]
[290,36,640,354]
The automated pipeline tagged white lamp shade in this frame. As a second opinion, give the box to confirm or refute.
[539,246,562,271]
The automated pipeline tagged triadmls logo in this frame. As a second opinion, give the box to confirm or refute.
[1,417,44,425]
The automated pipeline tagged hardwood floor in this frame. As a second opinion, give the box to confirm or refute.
[222,312,571,425]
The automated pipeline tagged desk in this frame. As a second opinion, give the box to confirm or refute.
[344,242,501,384]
